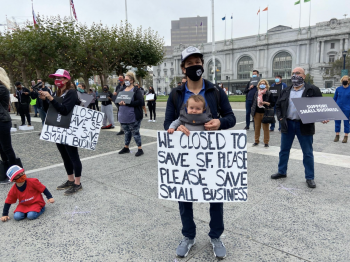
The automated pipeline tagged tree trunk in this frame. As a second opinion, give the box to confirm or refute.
[82,76,90,89]
[99,74,104,87]
[20,64,29,88]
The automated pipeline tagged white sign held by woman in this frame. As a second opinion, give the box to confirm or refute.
[40,106,104,151]
[146,94,155,101]
[157,130,248,203]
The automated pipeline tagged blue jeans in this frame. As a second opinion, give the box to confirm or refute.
[14,206,45,221]
[33,105,38,115]
[38,108,47,126]
[179,202,224,239]
[335,108,350,133]
[121,120,142,147]
[245,100,253,128]
[270,105,281,131]
[278,120,314,180]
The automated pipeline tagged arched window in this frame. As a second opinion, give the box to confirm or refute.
[272,52,292,78]
[208,59,221,81]
[237,56,254,79]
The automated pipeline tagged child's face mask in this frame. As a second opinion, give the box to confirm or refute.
[14,174,27,183]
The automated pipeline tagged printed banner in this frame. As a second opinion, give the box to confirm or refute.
[40,106,104,150]
[115,91,133,104]
[98,94,108,101]
[146,94,155,101]
[292,97,348,124]
[157,130,248,203]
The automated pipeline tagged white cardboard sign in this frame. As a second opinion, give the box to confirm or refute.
[146,94,155,101]
[157,130,248,203]
[40,106,104,151]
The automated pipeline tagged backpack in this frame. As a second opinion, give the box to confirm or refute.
[172,79,222,117]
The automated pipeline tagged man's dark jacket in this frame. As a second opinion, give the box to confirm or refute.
[16,87,31,104]
[276,83,322,136]
[164,79,236,130]
[0,85,11,122]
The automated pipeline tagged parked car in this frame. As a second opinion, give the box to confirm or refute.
[320,88,328,94]
[235,90,243,95]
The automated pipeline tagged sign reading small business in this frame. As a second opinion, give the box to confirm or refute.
[115,91,133,104]
[292,97,348,124]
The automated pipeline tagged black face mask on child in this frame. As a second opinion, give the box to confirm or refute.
[185,65,204,82]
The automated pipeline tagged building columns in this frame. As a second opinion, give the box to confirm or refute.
[316,41,320,63]
[265,48,268,76]
[320,41,325,63]
[296,44,300,65]
[257,49,260,68]
[306,42,310,66]
[345,38,349,51]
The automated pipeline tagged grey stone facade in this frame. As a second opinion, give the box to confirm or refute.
[153,18,350,94]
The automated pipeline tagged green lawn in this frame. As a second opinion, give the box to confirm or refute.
[150,93,334,103]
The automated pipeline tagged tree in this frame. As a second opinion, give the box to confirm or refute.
[304,73,314,85]
[169,76,180,89]
[142,68,154,89]
[330,49,350,76]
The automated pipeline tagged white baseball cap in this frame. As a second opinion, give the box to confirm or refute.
[181,46,203,62]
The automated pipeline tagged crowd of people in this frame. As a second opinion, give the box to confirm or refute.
[0,43,349,259]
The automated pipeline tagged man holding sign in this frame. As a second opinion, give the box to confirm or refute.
[164,46,236,259]
[272,67,328,189]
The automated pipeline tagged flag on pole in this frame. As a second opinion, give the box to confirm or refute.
[32,1,38,26]
[222,16,226,21]
[294,0,300,5]
[304,0,310,2]
[6,18,17,30]
[263,7,268,11]
[257,9,260,15]
[70,0,78,21]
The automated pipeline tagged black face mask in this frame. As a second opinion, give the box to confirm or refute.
[343,81,349,86]
[103,88,108,91]
[185,65,204,82]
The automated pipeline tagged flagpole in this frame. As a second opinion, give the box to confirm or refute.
[299,2,301,31]
[69,0,72,19]
[211,0,216,84]
[258,7,260,36]
[231,13,233,40]
[225,14,226,43]
[267,6,268,35]
[309,0,311,30]
[125,0,128,22]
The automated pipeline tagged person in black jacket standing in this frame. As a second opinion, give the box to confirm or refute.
[147,86,157,122]
[271,67,329,188]
[14,81,31,126]
[117,71,144,157]
[39,69,83,195]
[164,46,236,259]
[0,68,18,184]
[243,70,260,130]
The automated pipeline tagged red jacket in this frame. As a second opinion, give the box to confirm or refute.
[5,178,46,213]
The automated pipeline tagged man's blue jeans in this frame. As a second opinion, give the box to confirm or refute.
[270,105,281,131]
[37,108,47,126]
[278,120,314,180]
[14,206,45,221]
[245,100,253,128]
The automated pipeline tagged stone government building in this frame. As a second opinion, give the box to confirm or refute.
[153,18,350,94]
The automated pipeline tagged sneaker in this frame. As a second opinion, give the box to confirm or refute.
[0,179,11,185]
[270,129,274,132]
[176,237,196,258]
[152,120,156,122]
[243,126,249,130]
[119,147,130,154]
[106,124,112,129]
[135,149,144,157]
[101,126,107,129]
[210,238,226,259]
[145,114,148,117]
[252,143,259,146]
[264,144,269,148]
[116,130,124,135]
[57,180,75,190]
[64,183,83,195]
[110,126,115,129]
[148,119,152,122]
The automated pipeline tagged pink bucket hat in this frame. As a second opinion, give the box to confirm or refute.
[49,69,71,80]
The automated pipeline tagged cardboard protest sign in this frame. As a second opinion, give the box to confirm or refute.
[45,97,73,129]
[115,91,133,104]
[292,97,348,124]
[77,92,94,107]
[40,106,104,151]
[98,94,108,101]
[157,130,248,203]
[10,94,18,103]
[146,94,155,101]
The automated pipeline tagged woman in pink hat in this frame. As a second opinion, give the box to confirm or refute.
[39,69,83,196]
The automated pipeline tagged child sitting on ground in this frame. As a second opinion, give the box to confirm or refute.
[1,165,54,222]
[168,94,212,133]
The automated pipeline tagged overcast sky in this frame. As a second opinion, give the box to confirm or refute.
[1,0,348,45]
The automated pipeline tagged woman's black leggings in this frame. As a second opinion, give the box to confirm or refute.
[148,103,156,120]
[56,144,82,177]
[0,121,16,181]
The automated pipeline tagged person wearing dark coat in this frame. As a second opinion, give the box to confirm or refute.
[251,79,275,147]
[271,67,329,189]
[14,81,31,126]
[0,68,18,184]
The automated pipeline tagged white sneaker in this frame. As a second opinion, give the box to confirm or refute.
[153,120,156,122]
[148,120,152,122]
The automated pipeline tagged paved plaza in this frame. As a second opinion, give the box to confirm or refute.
[1,102,350,262]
